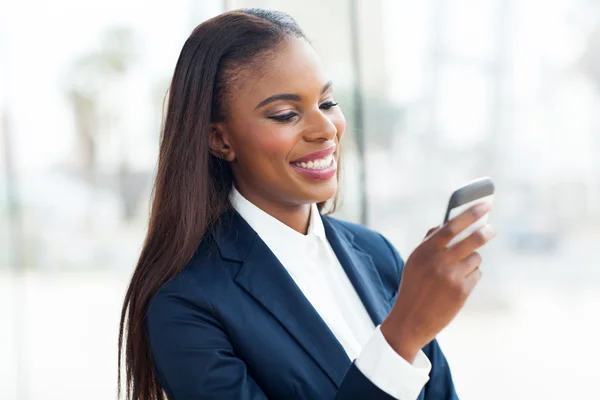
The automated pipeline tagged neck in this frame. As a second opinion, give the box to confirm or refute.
[234,184,312,235]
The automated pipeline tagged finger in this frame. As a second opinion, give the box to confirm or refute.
[448,224,496,261]
[455,251,482,276]
[429,203,492,248]
[455,267,482,300]
[424,226,440,240]
[464,267,482,290]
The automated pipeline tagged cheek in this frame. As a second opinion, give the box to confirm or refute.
[242,124,296,162]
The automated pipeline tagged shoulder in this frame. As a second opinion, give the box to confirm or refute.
[147,236,238,315]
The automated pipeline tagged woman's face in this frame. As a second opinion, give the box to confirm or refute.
[214,37,346,209]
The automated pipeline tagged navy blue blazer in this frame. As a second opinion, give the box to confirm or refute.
[146,210,458,399]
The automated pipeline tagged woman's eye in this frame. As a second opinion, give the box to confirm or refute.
[267,112,298,122]
[320,101,339,110]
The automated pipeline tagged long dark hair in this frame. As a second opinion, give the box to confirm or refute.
[118,9,339,400]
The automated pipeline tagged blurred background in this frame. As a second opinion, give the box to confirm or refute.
[1,0,599,398]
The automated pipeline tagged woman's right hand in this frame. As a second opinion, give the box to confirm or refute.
[380,203,495,362]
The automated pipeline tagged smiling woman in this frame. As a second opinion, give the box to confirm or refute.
[118,7,494,400]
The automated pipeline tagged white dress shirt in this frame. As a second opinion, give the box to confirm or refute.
[230,187,431,400]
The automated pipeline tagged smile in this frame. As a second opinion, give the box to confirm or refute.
[289,146,338,181]
[292,154,334,170]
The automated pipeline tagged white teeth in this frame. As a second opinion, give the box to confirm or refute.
[294,155,334,170]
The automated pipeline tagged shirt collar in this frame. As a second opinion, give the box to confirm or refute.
[229,186,327,256]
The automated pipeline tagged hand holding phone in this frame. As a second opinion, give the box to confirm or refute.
[381,179,496,362]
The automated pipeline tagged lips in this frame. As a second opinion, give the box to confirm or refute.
[289,145,338,181]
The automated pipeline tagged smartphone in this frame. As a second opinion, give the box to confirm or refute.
[443,177,495,247]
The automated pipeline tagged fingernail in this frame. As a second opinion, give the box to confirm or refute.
[480,224,496,240]
[474,202,492,216]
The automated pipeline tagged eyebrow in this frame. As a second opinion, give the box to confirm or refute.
[254,81,333,110]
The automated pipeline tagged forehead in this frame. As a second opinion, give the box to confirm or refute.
[234,38,329,104]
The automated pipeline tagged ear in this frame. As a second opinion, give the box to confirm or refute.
[208,122,236,162]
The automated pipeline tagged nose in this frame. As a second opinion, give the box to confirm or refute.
[302,108,337,142]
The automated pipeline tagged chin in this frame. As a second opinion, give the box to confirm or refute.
[285,162,339,205]
[301,179,338,205]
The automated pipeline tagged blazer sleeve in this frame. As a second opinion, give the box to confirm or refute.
[422,340,459,400]
[146,288,268,400]
[146,283,406,400]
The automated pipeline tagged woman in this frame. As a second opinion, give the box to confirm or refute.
[118,8,495,400]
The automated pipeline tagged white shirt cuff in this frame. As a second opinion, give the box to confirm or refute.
[355,325,431,400]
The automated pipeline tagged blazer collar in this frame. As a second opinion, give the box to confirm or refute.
[228,187,327,275]
[211,210,388,387]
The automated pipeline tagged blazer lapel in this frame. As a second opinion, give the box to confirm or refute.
[321,217,389,326]
[211,211,351,387]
